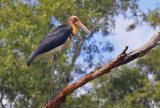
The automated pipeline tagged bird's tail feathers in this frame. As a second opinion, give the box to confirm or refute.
[27,52,36,67]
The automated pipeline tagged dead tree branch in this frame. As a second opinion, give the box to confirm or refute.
[43,29,160,108]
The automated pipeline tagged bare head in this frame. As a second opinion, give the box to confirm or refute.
[69,16,91,34]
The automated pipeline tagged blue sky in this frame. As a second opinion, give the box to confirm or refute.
[78,0,159,65]
[107,0,159,58]
[75,0,159,78]
[139,0,159,12]
[90,0,159,60]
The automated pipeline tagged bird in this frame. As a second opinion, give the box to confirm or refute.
[27,16,91,98]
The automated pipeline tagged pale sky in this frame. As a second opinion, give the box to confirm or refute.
[77,0,159,67]
[75,0,159,78]
[85,0,160,62]
[106,0,159,58]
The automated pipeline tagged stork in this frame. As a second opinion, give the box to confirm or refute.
[27,16,91,98]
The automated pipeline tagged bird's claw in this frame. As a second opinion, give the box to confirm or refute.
[50,95,55,100]
[58,90,62,94]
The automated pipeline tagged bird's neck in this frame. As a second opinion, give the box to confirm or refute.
[70,22,78,36]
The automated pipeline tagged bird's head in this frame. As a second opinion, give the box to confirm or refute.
[69,16,91,34]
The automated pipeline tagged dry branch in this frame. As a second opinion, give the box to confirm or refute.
[43,29,160,108]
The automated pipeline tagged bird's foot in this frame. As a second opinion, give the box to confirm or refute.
[50,91,62,100]
[50,95,55,100]
[58,90,62,94]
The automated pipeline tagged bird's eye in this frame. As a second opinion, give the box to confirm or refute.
[74,17,78,21]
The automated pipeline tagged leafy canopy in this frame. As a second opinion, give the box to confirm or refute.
[1,0,159,107]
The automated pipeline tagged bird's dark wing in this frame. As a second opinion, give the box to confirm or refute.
[37,25,72,54]
[27,25,72,66]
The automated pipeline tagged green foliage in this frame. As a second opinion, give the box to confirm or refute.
[143,8,160,28]
[138,46,160,77]
[92,66,149,108]
[63,65,160,108]
[0,0,159,107]
[127,7,159,31]
[137,46,160,107]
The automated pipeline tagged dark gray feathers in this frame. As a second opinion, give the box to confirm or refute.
[27,25,72,67]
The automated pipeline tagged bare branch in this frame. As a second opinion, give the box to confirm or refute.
[43,29,160,108]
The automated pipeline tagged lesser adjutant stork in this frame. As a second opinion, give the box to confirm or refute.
[27,16,91,98]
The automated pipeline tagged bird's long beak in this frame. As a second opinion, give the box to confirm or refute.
[75,20,91,34]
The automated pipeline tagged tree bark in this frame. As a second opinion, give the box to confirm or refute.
[43,29,160,108]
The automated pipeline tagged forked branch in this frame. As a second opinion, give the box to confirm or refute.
[43,29,160,108]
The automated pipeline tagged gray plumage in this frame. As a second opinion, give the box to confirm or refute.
[27,25,72,66]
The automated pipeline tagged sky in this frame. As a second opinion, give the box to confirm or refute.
[74,0,160,76]
[74,0,160,94]
[139,0,160,12]
[98,0,159,59]
[77,0,159,68]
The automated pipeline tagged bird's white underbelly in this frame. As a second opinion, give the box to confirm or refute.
[35,37,72,60]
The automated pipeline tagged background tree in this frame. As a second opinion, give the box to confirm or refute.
[0,0,159,107]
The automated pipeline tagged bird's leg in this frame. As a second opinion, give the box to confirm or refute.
[57,53,61,93]
[51,55,55,99]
